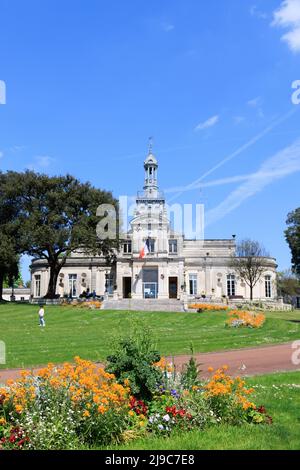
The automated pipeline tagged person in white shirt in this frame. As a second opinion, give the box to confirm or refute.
[38,306,46,327]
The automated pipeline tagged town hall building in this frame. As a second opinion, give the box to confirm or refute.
[30,149,277,303]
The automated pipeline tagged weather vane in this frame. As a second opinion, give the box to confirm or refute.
[148,136,154,154]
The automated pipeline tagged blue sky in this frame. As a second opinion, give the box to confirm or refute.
[0,0,300,282]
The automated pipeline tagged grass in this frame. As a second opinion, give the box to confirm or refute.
[101,371,300,450]
[0,303,300,369]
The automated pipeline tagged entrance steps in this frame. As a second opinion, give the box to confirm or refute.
[101,298,185,312]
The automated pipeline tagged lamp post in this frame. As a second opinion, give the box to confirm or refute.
[10,277,15,302]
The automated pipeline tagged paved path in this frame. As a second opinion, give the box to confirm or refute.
[166,341,300,378]
[0,342,299,384]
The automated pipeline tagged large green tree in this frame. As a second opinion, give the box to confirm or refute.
[0,173,21,300]
[0,232,19,301]
[285,208,300,278]
[277,270,300,298]
[2,171,119,299]
[230,239,270,301]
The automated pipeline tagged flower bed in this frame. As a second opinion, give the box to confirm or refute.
[226,310,266,329]
[188,304,229,311]
[0,354,271,449]
[61,300,102,309]
[0,357,130,449]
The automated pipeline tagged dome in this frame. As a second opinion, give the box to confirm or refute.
[144,152,158,166]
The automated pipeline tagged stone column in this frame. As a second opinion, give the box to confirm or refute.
[115,262,123,299]
[91,266,97,293]
[158,263,169,299]
[98,269,106,296]
[178,261,184,300]
[205,263,212,296]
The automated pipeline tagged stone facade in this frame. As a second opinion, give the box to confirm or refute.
[30,151,277,302]
[2,288,31,302]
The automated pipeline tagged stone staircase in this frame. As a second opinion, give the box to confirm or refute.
[101,298,185,312]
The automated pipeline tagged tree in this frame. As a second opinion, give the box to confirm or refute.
[0,173,21,300]
[285,208,300,278]
[3,171,119,299]
[0,232,19,301]
[277,270,300,298]
[230,239,270,301]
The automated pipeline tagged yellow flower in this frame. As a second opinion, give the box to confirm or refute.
[97,405,106,414]
[15,404,23,414]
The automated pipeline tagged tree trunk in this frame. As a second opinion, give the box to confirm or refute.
[0,271,4,301]
[250,284,253,301]
[44,263,61,299]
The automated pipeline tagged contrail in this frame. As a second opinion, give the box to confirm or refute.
[166,107,298,202]
[205,139,300,227]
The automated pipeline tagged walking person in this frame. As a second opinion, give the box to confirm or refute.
[38,305,46,327]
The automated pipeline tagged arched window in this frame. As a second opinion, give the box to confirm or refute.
[265,275,272,298]
[227,274,235,297]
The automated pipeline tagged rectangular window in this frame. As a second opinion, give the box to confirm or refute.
[69,274,77,297]
[148,239,155,253]
[169,240,178,254]
[123,241,132,254]
[189,274,197,295]
[105,273,114,295]
[148,223,152,232]
[35,275,41,297]
[265,276,272,298]
[227,275,235,297]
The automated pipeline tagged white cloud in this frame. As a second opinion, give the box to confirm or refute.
[9,145,25,153]
[27,155,54,171]
[167,107,297,204]
[233,116,246,125]
[161,22,175,32]
[247,96,262,107]
[35,155,53,167]
[206,139,300,226]
[250,5,268,19]
[195,115,219,131]
[272,0,300,52]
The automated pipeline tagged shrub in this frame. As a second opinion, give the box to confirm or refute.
[106,326,162,401]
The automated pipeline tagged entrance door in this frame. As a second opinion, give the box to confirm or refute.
[169,277,178,299]
[123,277,132,298]
[143,268,158,299]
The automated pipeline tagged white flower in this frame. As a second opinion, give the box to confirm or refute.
[158,424,164,431]
[163,414,170,422]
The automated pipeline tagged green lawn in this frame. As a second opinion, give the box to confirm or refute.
[1,303,300,369]
[102,371,300,450]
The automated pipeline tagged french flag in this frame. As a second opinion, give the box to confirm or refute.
[139,239,150,259]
